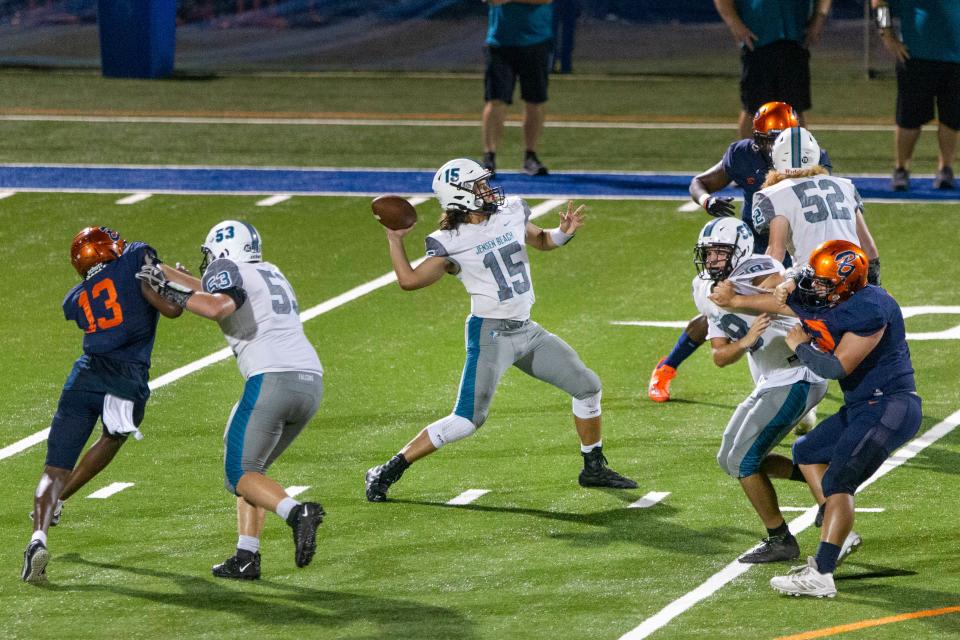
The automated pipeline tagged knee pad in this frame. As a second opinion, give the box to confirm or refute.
[427,414,477,449]
[572,388,602,420]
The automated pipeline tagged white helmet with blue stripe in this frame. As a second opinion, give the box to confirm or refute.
[771,126,821,174]
[201,220,262,272]
[694,217,754,281]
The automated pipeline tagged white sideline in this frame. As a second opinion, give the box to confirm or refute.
[86,482,135,499]
[446,489,490,506]
[255,194,291,207]
[618,408,960,640]
[628,492,670,509]
[0,199,566,462]
[116,193,152,205]
[780,506,885,513]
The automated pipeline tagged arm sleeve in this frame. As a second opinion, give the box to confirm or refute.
[795,342,847,379]
[751,191,777,233]
[819,149,833,174]
[521,199,533,224]
[424,236,448,258]
[202,258,247,307]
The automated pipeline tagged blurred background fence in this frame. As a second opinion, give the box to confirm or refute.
[0,0,890,76]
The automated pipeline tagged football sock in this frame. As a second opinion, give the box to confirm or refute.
[276,497,300,521]
[31,530,47,546]
[525,150,537,160]
[237,535,260,554]
[663,331,700,369]
[580,440,602,454]
[766,521,789,538]
[789,464,805,481]
[483,151,495,164]
[815,541,842,574]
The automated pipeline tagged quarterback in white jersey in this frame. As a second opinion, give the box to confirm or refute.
[137,220,324,580]
[693,218,828,564]
[365,158,637,502]
[751,127,881,286]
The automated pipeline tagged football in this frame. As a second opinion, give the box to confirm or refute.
[371,195,418,230]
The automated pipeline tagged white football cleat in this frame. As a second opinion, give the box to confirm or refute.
[794,408,818,435]
[836,530,862,567]
[770,557,837,598]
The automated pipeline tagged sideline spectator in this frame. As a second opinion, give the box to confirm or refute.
[714,0,832,140]
[482,0,554,178]
[873,0,960,190]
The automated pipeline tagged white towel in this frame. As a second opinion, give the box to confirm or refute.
[102,394,144,441]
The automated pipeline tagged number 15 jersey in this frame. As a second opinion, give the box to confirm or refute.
[425,196,535,320]
[752,175,862,267]
[202,258,323,380]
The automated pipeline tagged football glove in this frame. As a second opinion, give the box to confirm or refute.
[136,264,195,308]
[867,257,881,286]
[704,195,736,218]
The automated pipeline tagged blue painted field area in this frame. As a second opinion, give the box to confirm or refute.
[0,164,957,202]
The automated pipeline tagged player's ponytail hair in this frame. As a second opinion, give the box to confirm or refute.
[762,165,828,188]
[439,207,472,232]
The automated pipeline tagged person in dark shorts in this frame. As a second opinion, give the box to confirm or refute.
[873,0,960,190]
[21,227,182,583]
[482,0,553,177]
[714,0,832,139]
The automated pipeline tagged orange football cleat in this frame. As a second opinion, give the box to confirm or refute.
[648,357,677,403]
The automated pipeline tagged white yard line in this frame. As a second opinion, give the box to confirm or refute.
[618,408,960,640]
[407,197,429,206]
[628,492,670,509]
[116,193,153,205]
[0,114,932,133]
[446,489,490,506]
[86,482,135,499]
[0,190,16,200]
[285,485,310,498]
[0,199,566,461]
[255,194,291,207]
[676,201,701,213]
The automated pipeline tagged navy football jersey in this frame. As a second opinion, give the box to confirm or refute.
[787,285,915,404]
[721,139,833,245]
[62,241,160,369]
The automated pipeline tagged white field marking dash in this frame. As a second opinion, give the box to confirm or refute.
[677,201,701,213]
[285,485,310,498]
[87,482,135,499]
[0,198,566,462]
[628,491,670,509]
[780,506,885,513]
[618,407,960,640]
[0,190,15,200]
[256,194,291,207]
[446,489,490,506]
[611,321,688,329]
[116,192,152,205]
[407,196,429,206]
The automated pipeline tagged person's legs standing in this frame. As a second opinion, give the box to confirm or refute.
[482,45,516,176]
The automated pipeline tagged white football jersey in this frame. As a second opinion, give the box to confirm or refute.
[202,258,323,380]
[425,196,535,320]
[751,175,862,267]
[693,255,823,389]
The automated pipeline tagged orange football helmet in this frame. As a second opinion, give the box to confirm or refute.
[753,101,799,152]
[70,226,125,278]
[797,240,869,309]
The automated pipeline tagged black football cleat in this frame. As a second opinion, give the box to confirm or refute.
[738,533,801,563]
[365,454,410,502]
[21,540,49,583]
[29,500,63,527]
[578,448,638,489]
[286,502,324,568]
[212,551,261,580]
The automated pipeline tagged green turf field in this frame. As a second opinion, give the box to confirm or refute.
[0,71,958,639]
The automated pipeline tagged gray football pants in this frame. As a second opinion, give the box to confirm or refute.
[223,370,323,494]
[453,316,601,427]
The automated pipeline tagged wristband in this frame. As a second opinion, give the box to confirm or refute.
[550,228,575,246]
[876,5,891,30]
[698,193,711,208]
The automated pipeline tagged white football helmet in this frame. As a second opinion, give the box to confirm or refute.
[771,126,821,174]
[432,158,503,214]
[694,217,754,281]
[200,220,262,272]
